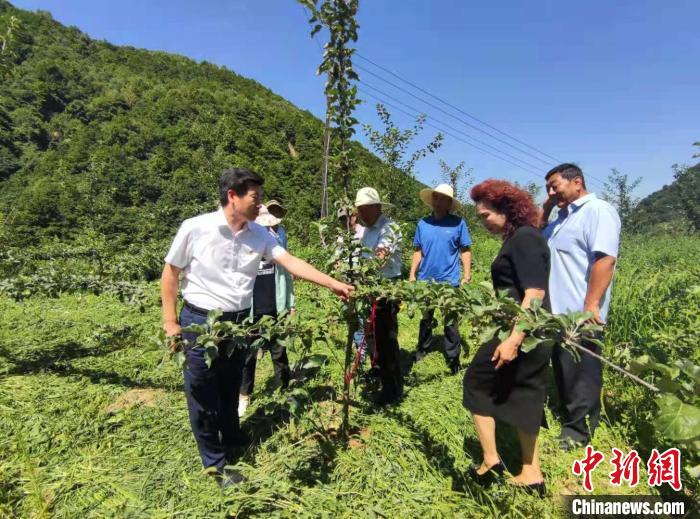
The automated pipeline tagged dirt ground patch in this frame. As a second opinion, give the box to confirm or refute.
[104,389,164,414]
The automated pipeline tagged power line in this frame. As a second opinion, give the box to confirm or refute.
[360,80,548,174]
[300,6,607,189]
[358,88,545,181]
[356,63,556,168]
[355,54,609,189]
[356,52,562,164]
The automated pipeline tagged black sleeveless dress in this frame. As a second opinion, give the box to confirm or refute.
[462,226,552,435]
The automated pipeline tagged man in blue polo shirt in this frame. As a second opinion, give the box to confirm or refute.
[409,183,472,374]
[540,163,621,449]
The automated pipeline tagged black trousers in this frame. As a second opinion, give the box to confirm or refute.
[551,334,603,443]
[417,308,461,362]
[373,299,402,391]
[240,313,290,396]
[180,303,248,470]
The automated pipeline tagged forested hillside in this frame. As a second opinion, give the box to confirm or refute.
[0,0,425,247]
[629,161,700,233]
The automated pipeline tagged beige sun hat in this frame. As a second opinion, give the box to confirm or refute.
[354,187,393,208]
[419,183,460,211]
[255,205,282,227]
[265,199,287,218]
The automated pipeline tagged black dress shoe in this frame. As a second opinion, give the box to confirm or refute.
[211,467,246,488]
[229,430,251,446]
[521,481,546,498]
[362,365,381,381]
[218,469,245,489]
[468,461,506,486]
[373,378,403,406]
[558,436,585,452]
[448,359,461,375]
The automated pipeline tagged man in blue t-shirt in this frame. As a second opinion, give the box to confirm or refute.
[409,184,472,374]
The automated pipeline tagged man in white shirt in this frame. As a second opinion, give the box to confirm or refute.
[161,168,353,486]
[540,163,621,449]
[355,187,404,405]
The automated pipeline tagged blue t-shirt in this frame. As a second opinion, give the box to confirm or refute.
[414,214,472,286]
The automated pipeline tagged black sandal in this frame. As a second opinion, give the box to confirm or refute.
[508,479,546,499]
[520,481,546,499]
[467,461,506,487]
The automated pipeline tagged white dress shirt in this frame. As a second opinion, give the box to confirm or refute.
[165,208,286,311]
[543,193,621,322]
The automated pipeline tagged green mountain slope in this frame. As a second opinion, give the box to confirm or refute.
[630,162,700,233]
[0,1,424,246]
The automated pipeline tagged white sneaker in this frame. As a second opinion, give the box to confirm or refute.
[238,395,250,417]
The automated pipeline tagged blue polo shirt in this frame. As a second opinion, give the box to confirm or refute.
[414,214,472,286]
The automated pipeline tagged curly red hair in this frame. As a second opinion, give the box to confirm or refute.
[470,179,540,237]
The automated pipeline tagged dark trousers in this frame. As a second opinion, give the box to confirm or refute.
[417,309,461,363]
[180,304,248,470]
[374,299,403,392]
[240,313,290,396]
[551,334,603,443]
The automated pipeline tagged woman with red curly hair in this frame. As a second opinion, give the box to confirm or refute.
[463,179,551,497]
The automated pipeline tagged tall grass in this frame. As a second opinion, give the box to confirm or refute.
[1,234,698,517]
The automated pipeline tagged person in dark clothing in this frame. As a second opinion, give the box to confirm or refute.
[462,179,551,498]
[239,205,294,417]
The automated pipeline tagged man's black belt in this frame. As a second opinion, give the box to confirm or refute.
[183,300,249,323]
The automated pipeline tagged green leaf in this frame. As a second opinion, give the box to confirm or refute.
[478,325,500,344]
[515,320,533,333]
[571,311,593,325]
[206,309,223,329]
[203,345,219,369]
[654,362,681,380]
[276,336,293,349]
[175,351,186,369]
[303,354,327,369]
[181,323,206,335]
[688,464,700,479]
[250,337,266,350]
[529,297,542,312]
[520,335,540,353]
[585,337,605,349]
[629,354,655,375]
[654,394,700,441]
[656,377,683,394]
[676,359,700,385]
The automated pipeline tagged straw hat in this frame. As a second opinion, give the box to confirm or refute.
[354,187,393,208]
[265,200,287,218]
[419,183,460,211]
[255,205,282,227]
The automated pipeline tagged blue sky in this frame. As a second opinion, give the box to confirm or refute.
[12,0,700,197]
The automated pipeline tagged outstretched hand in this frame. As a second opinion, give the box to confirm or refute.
[331,280,355,301]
